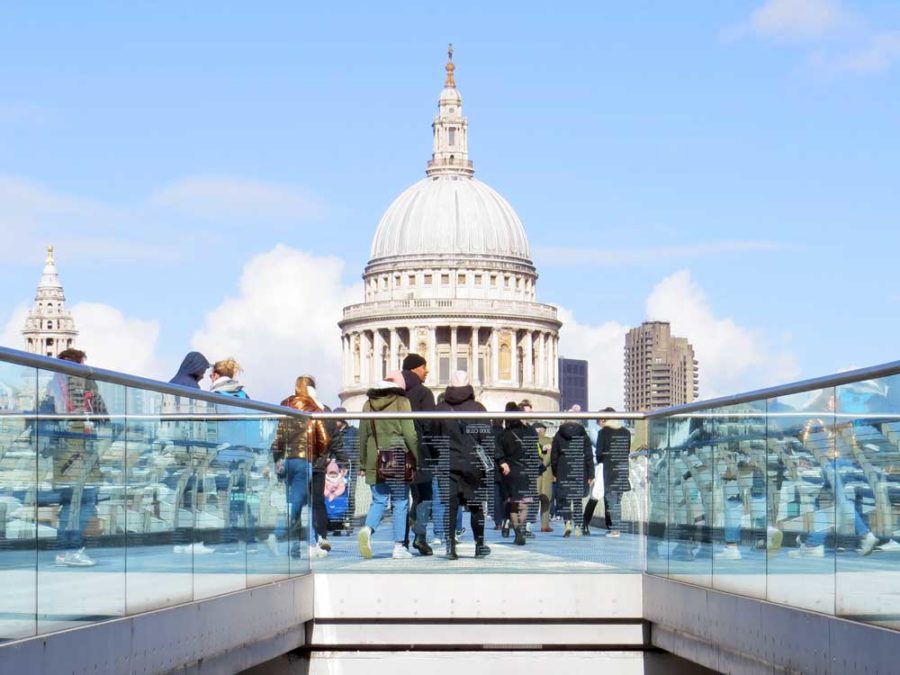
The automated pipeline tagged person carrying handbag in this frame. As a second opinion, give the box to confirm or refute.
[356,371,420,560]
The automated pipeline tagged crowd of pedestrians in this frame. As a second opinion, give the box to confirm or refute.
[40,348,634,565]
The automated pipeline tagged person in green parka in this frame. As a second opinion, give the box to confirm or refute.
[356,371,420,560]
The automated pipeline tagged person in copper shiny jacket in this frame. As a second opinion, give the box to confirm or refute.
[270,375,330,558]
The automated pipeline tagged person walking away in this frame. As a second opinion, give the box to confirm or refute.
[169,351,210,388]
[534,422,554,532]
[593,408,632,537]
[357,372,420,560]
[400,354,438,555]
[434,371,491,559]
[551,406,594,537]
[497,403,537,546]
[270,375,330,558]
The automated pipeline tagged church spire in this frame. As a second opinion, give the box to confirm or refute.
[444,43,456,87]
[22,245,78,358]
[426,44,474,178]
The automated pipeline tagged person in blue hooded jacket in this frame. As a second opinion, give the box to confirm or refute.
[169,351,210,388]
[209,357,259,551]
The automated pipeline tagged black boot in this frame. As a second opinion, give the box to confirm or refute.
[413,535,433,556]
[514,526,526,546]
[447,538,459,560]
[475,539,491,558]
[501,519,510,538]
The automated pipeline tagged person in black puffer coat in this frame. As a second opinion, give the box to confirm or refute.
[434,371,491,560]
[551,405,595,538]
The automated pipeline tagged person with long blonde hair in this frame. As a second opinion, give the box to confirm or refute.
[269,375,330,558]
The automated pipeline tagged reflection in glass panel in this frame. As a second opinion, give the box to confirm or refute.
[0,363,37,641]
[709,403,767,599]
[765,387,836,615]
[835,375,900,629]
[646,418,670,577]
[36,370,127,634]
[247,412,288,585]
[665,412,712,587]
[125,389,192,614]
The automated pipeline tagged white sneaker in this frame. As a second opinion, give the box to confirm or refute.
[563,521,573,538]
[789,544,825,559]
[309,543,328,559]
[55,547,96,567]
[317,535,332,552]
[715,546,742,560]
[430,537,443,547]
[266,533,279,556]
[859,531,879,556]
[877,539,900,552]
[358,526,373,559]
[392,543,413,559]
[766,526,783,554]
[173,542,215,555]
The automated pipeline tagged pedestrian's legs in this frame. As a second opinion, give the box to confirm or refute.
[540,494,551,529]
[365,482,390,532]
[390,481,409,543]
[413,480,433,538]
[583,497,598,526]
[311,470,329,542]
[285,459,309,541]
[470,503,485,542]
[432,475,446,539]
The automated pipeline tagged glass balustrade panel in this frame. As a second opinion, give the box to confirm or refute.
[36,371,127,634]
[765,387,836,615]
[0,363,37,642]
[834,375,900,629]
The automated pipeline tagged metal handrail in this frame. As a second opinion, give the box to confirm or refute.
[5,345,900,423]
[0,345,310,418]
[646,359,900,418]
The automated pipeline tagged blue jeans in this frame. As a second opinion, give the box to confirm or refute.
[278,458,310,542]
[57,486,97,550]
[366,481,409,543]
[432,476,446,538]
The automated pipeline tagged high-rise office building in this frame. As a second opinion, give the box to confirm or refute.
[558,357,588,411]
[624,321,698,412]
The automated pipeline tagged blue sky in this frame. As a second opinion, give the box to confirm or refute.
[1,1,898,407]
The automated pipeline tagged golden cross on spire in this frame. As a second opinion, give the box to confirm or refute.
[444,42,456,87]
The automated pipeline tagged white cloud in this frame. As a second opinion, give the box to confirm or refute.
[557,308,628,410]
[749,0,851,41]
[837,30,900,73]
[732,1,900,75]
[0,306,30,351]
[645,270,799,399]
[70,303,163,379]
[150,176,324,224]
[191,244,362,407]
[536,240,783,267]
[0,173,326,265]
[557,270,800,409]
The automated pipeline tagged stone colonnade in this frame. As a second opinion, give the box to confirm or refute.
[341,324,558,390]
